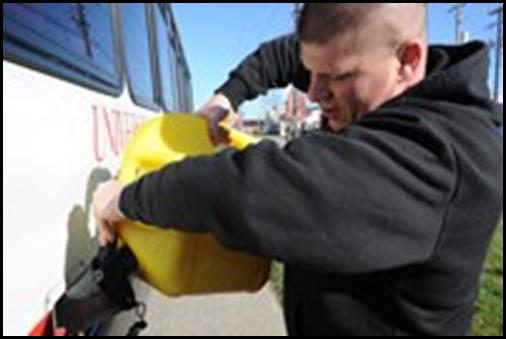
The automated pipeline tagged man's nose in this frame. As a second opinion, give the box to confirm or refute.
[307,76,330,103]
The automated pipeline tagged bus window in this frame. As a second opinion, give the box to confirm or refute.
[120,4,158,111]
[176,53,189,112]
[171,35,193,113]
[153,4,175,112]
[169,37,181,111]
[184,68,194,111]
[3,3,120,95]
[171,42,182,112]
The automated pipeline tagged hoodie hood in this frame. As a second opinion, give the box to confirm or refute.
[410,41,503,126]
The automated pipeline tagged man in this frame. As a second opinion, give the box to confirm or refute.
[93,4,503,335]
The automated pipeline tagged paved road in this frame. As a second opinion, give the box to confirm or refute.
[105,281,286,336]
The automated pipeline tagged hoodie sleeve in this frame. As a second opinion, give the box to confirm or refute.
[216,34,310,110]
[119,109,457,276]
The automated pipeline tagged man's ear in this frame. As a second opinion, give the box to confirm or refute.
[397,41,423,82]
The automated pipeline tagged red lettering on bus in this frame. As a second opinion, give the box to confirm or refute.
[92,105,148,163]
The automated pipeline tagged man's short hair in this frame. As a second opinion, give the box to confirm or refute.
[296,3,427,46]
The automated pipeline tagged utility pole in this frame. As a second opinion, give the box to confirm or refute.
[293,3,302,24]
[448,3,467,44]
[293,3,302,15]
[488,6,503,101]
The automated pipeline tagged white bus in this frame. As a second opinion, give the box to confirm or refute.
[3,3,192,335]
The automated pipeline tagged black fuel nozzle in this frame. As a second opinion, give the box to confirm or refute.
[53,245,139,335]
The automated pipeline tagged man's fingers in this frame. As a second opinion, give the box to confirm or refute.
[98,220,116,246]
[210,124,231,145]
[95,214,115,246]
[97,219,107,246]
[198,93,236,146]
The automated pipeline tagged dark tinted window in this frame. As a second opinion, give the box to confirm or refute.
[121,4,158,110]
[153,4,175,111]
[3,3,120,94]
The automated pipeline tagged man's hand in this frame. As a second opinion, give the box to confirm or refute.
[92,180,126,246]
[198,93,237,145]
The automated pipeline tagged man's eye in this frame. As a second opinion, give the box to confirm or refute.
[330,73,352,82]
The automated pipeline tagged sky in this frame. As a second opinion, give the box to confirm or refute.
[172,3,503,118]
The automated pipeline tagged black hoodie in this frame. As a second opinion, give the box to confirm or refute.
[120,35,503,335]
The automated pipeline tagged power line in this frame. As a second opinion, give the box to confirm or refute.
[224,4,280,71]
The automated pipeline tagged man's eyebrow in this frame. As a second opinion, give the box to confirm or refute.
[330,63,346,75]
[321,67,347,79]
[300,56,345,76]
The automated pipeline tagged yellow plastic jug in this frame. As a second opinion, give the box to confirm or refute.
[117,114,270,296]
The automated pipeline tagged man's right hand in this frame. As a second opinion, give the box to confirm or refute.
[198,93,237,145]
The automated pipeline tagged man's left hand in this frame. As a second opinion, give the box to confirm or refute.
[92,180,126,246]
